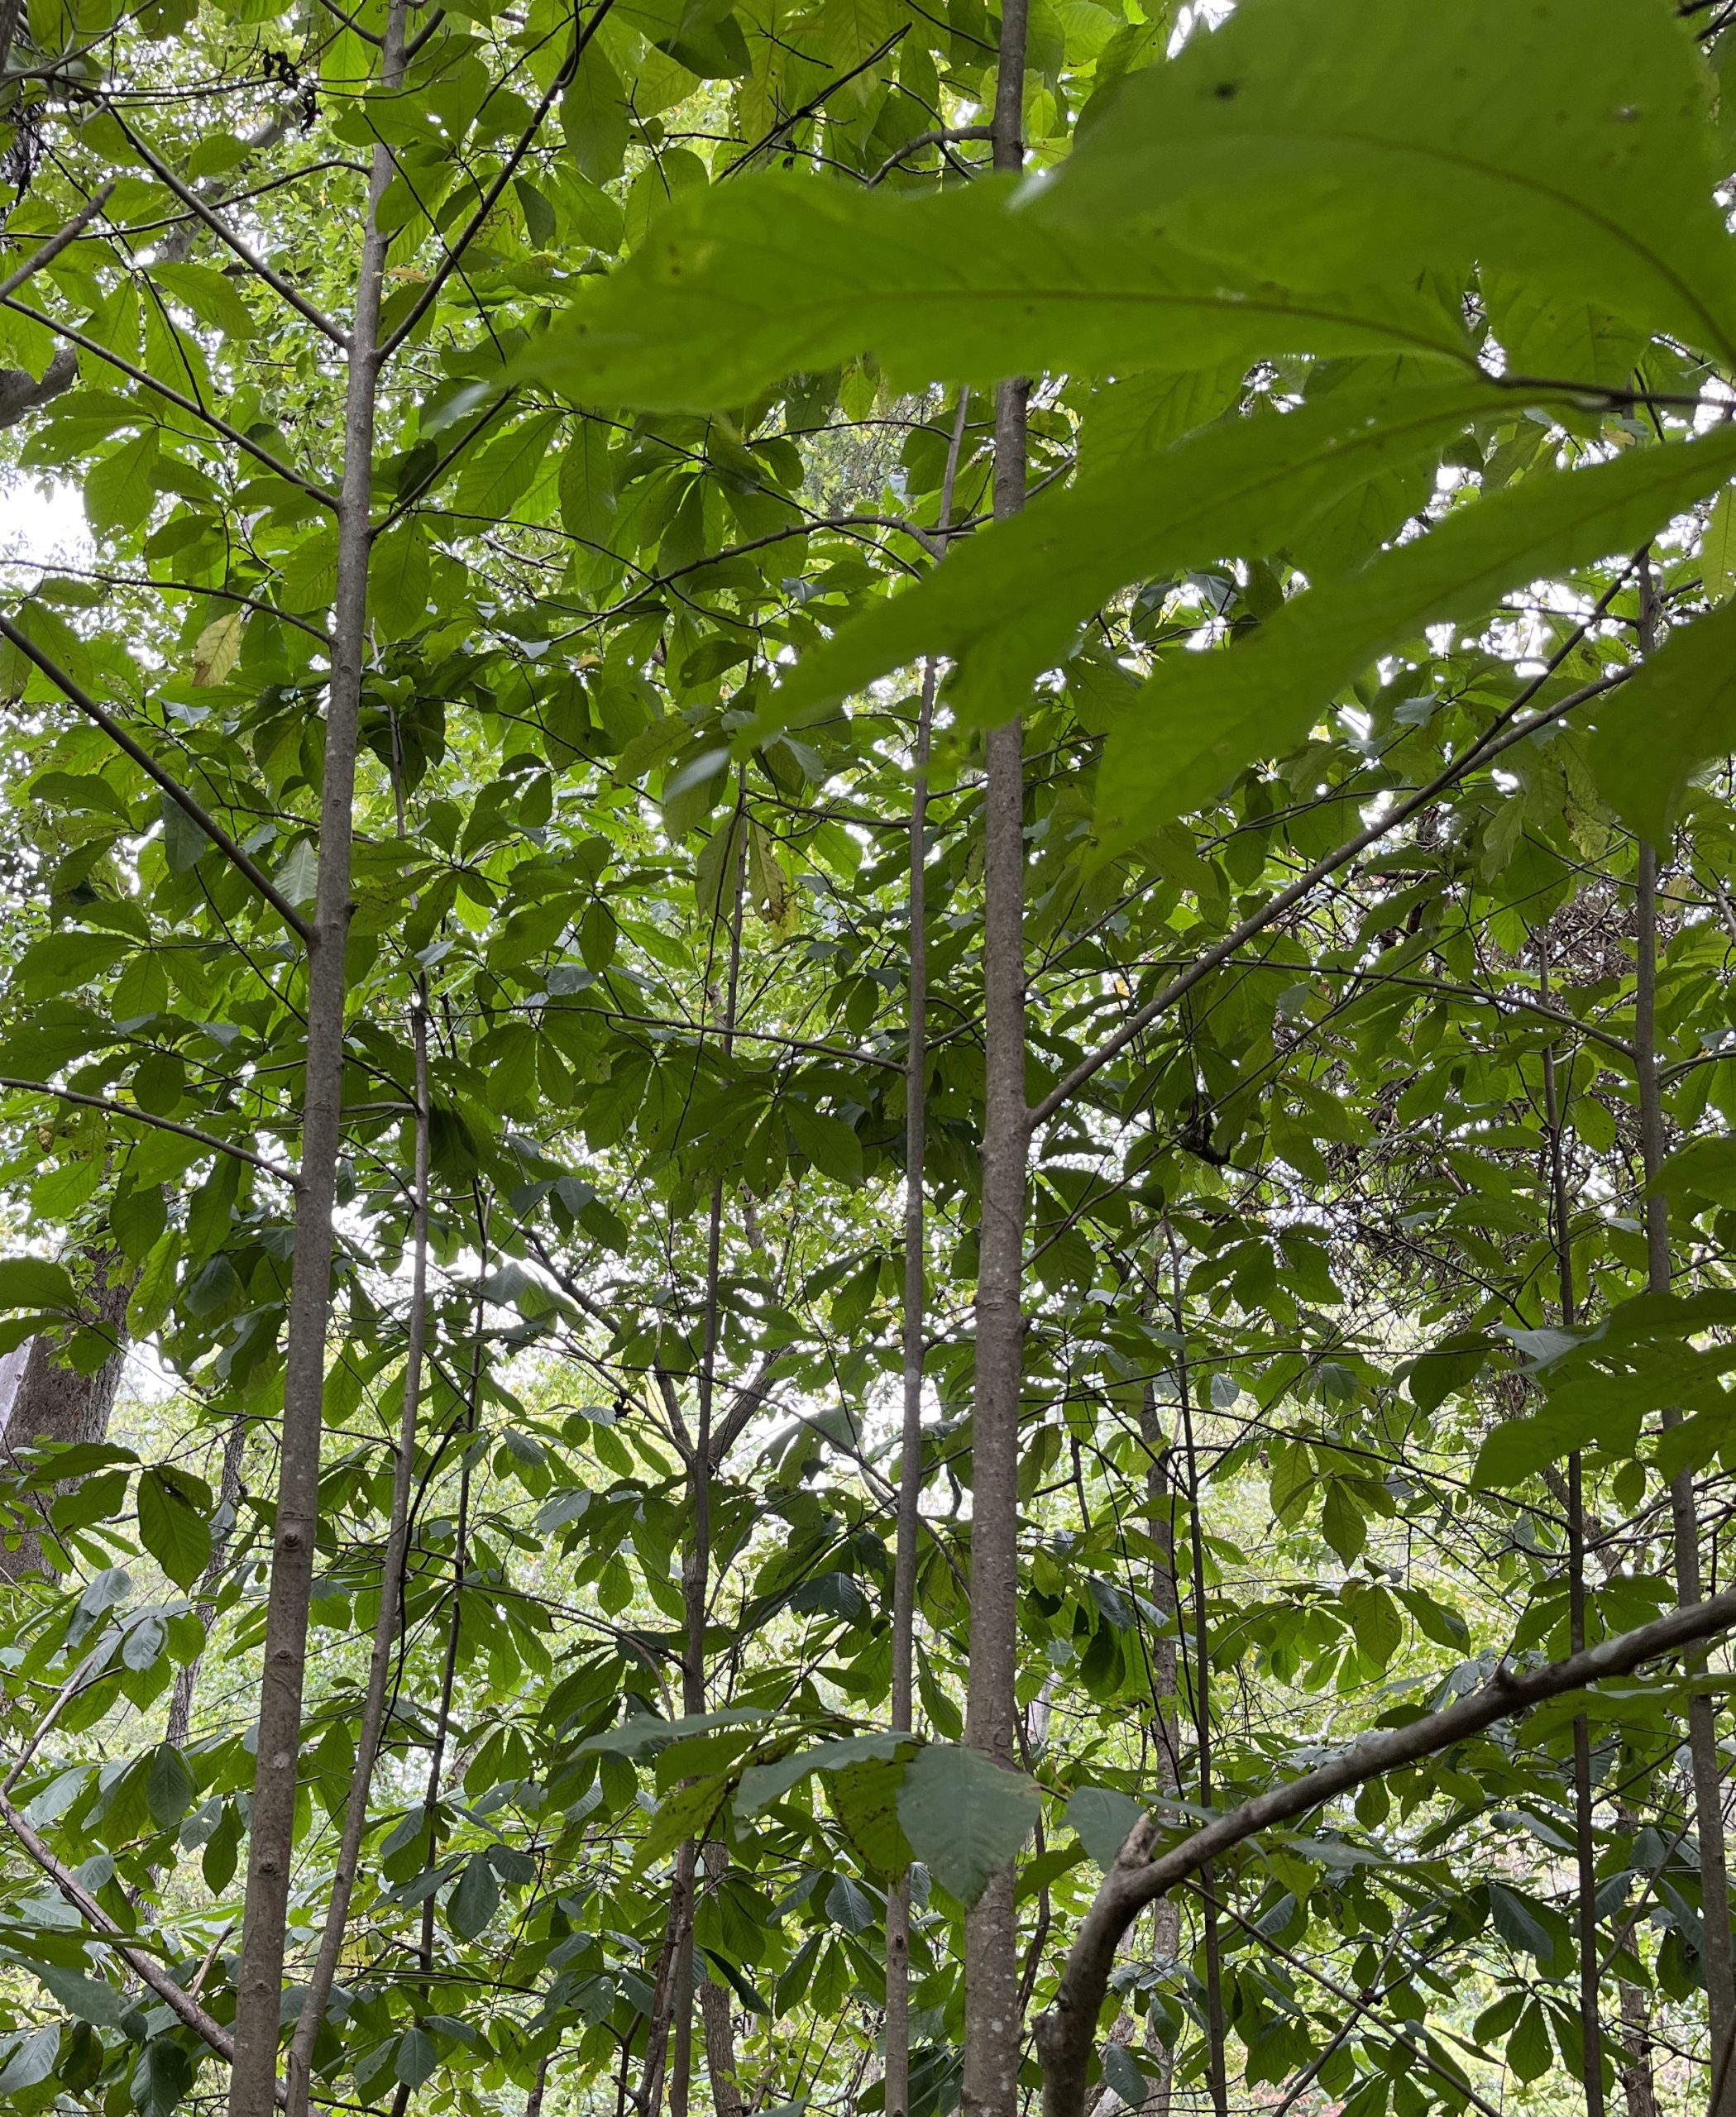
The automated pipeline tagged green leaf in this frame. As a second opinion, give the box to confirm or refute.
[1320,1480,1367,1565]
[371,521,431,637]
[519,174,1469,413]
[897,1743,1044,1909]
[634,1772,733,1871]
[1705,485,1736,603]
[30,1962,125,2028]
[0,2024,58,2092]
[85,428,160,537]
[737,1731,907,1816]
[395,2025,438,2089]
[1507,2000,1553,2086]
[160,791,213,874]
[1053,0,1736,368]
[1067,1785,1145,1870]
[447,1852,500,1939]
[830,1752,916,1877]
[136,1465,213,1589]
[1585,596,1736,846]
[1101,2043,1151,2109]
[1490,1881,1566,1970]
[146,1742,196,1829]
[132,2040,194,2117]
[277,839,319,906]
[452,411,562,521]
[768,377,1505,732]
[562,41,632,187]
[578,1707,770,1757]
[0,1257,77,1312]
[153,260,256,340]
[786,1102,863,1187]
[560,420,619,547]
[1098,425,1736,846]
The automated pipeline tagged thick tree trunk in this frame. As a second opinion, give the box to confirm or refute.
[961,8,1029,2108]
[0,1254,132,1579]
[225,2,405,2104]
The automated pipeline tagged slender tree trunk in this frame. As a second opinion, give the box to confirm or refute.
[962,10,1029,2107]
[1619,1970,1661,2117]
[286,996,431,2116]
[670,802,748,2117]
[1167,1231,1226,2117]
[1144,1327,1182,2117]
[226,2,406,2103]
[1637,832,1736,2117]
[887,388,969,2117]
[701,1840,746,2117]
[1541,968,1605,2117]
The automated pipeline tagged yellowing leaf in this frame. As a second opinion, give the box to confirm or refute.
[191,610,244,688]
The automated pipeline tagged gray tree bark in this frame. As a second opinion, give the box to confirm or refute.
[0,1254,132,1579]
[961,7,1029,2110]
[224,0,407,2101]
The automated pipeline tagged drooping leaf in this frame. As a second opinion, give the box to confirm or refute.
[448,1852,500,1939]
[896,1743,1044,1909]
[519,174,1471,413]
[766,377,1507,731]
[1585,595,1736,845]
[146,1742,197,1830]
[1067,1785,1145,1870]
[136,1465,213,1590]
[1097,424,1736,845]
[29,1962,125,2028]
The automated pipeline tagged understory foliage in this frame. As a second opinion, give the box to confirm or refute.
[8,0,1736,2115]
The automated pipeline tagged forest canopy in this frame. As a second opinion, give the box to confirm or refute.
[2,2,1736,2117]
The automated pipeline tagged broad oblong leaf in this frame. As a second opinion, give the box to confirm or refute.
[1585,595,1736,844]
[1054,0,1736,367]
[518,175,1471,413]
[1097,424,1736,846]
[766,377,1509,732]
[1067,1785,1145,1870]
[896,1742,1044,1909]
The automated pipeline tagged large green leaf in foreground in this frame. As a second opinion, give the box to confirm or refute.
[519,176,1471,411]
[1585,593,1736,845]
[1056,0,1736,368]
[1096,425,1736,848]
[763,376,1514,732]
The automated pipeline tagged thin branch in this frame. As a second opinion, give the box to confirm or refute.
[0,613,315,943]
[870,124,992,184]
[0,298,340,506]
[0,184,116,303]
[0,1789,282,2098]
[1029,670,1625,1130]
[378,0,620,361]
[0,1075,299,1184]
[1035,1582,1736,2117]
[106,112,352,349]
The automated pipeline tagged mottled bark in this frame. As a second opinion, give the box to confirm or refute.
[0,1254,132,1579]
